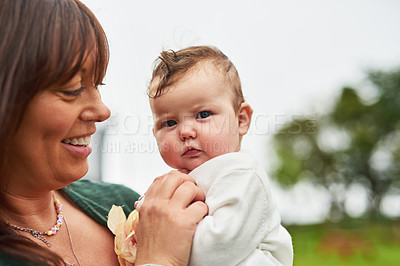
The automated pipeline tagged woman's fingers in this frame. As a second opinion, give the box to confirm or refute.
[186,201,208,222]
[146,170,196,200]
[138,169,206,221]
[142,175,164,198]
[135,170,207,265]
[170,180,205,209]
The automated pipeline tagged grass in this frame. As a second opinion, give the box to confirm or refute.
[286,219,400,266]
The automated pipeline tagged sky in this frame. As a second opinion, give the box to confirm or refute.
[81,0,400,224]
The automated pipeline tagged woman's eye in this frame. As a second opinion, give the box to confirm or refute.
[197,111,211,119]
[62,87,84,96]
[162,120,177,127]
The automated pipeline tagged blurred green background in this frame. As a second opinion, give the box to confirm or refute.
[287,219,399,266]
[270,68,400,265]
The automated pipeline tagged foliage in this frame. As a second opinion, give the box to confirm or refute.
[271,68,400,219]
[287,220,400,266]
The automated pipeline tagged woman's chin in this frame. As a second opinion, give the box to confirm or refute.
[61,162,89,184]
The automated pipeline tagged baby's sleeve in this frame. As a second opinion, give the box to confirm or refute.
[189,169,290,266]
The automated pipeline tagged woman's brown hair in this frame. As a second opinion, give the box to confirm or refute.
[0,0,109,264]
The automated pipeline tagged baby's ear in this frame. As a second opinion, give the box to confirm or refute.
[238,102,253,136]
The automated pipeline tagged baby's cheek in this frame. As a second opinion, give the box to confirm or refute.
[206,136,239,156]
[157,141,170,156]
[157,141,176,163]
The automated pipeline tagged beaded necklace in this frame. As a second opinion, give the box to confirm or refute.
[6,197,64,247]
[5,197,82,266]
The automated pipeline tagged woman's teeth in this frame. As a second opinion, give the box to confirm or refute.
[62,136,91,146]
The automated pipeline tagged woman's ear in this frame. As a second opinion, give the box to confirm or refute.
[237,102,253,136]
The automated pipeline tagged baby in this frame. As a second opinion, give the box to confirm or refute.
[147,46,293,265]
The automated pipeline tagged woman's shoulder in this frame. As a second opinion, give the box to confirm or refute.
[61,179,140,226]
[65,179,139,197]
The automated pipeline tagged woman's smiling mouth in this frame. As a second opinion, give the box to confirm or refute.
[61,136,92,157]
[62,136,91,146]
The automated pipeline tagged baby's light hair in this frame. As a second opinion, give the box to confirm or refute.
[148,46,244,111]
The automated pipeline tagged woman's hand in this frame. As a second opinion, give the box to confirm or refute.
[135,170,207,266]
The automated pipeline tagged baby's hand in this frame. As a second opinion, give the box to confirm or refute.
[178,168,190,174]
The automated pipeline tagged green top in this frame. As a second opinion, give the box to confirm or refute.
[0,180,141,265]
[62,179,140,225]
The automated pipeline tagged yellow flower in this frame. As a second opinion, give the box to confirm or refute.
[107,205,139,266]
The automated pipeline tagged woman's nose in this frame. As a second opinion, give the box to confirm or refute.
[80,88,111,122]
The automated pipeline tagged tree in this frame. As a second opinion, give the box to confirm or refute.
[271,68,400,220]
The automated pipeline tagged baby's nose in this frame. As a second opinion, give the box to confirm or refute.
[179,124,197,140]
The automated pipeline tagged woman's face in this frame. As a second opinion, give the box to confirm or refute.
[7,53,110,194]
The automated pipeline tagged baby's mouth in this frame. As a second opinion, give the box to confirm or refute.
[62,136,91,146]
[182,148,202,157]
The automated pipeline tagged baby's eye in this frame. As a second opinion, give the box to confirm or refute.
[62,87,85,97]
[162,120,177,127]
[197,111,211,119]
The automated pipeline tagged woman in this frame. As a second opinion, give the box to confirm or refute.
[0,0,207,265]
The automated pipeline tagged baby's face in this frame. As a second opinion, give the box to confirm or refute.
[151,67,242,172]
